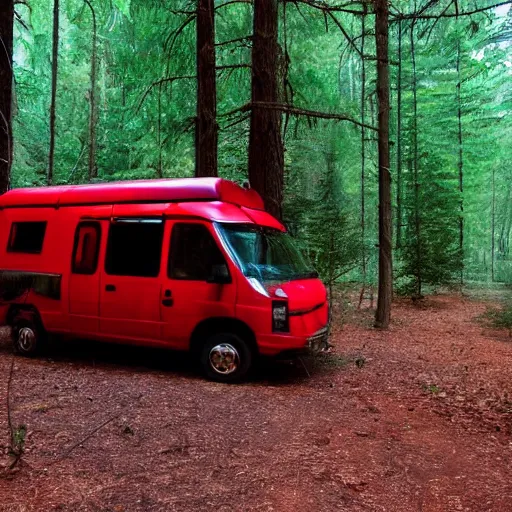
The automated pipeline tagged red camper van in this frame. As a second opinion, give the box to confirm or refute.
[0,178,328,382]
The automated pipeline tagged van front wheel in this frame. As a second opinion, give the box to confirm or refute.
[200,333,252,383]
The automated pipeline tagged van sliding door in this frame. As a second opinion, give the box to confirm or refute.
[99,218,164,342]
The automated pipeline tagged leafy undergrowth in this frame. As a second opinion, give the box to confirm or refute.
[1,295,512,511]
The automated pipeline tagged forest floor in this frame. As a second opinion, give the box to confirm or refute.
[1,293,512,511]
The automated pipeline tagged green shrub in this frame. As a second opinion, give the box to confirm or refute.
[482,300,512,337]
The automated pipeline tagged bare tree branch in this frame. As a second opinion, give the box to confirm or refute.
[215,0,252,11]
[286,0,368,16]
[164,15,194,55]
[215,36,252,47]
[216,63,251,71]
[221,113,251,130]
[136,76,196,113]
[222,102,378,131]
[326,11,364,58]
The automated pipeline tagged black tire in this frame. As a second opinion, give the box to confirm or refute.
[12,317,45,357]
[200,332,253,383]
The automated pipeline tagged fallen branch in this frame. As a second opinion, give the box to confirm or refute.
[58,414,119,460]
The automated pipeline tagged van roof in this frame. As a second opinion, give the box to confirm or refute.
[0,178,265,210]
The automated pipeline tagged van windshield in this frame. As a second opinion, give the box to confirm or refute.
[216,224,318,283]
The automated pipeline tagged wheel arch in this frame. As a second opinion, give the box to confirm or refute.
[190,317,258,357]
[6,304,45,329]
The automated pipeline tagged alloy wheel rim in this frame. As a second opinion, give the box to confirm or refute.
[18,327,36,352]
[209,343,240,375]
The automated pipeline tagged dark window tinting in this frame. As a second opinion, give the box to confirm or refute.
[168,223,227,281]
[105,220,164,277]
[8,222,47,253]
[72,222,101,274]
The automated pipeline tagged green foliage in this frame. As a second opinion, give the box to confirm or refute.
[481,300,512,336]
[9,0,512,293]
[303,150,361,288]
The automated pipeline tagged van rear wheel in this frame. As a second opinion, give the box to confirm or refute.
[12,318,45,357]
[200,333,252,383]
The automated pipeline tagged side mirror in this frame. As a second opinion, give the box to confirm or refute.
[207,264,232,285]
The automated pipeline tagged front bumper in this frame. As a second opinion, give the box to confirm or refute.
[306,327,330,353]
[257,325,330,357]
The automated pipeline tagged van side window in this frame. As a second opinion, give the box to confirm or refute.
[8,222,47,253]
[105,220,164,277]
[168,223,226,281]
[72,222,101,274]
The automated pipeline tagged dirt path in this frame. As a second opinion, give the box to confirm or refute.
[1,295,511,511]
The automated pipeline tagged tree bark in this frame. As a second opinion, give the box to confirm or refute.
[157,81,163,179]
[84,0,98,182]
[48,0,60,186]
[0,0,14,194]
[374,0,392,329]
[248,0,284,220]
[196,0,218,177]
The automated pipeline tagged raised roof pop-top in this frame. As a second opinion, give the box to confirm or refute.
[0,178,264,210]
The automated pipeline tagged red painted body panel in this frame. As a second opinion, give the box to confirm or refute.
[0,178,326,361]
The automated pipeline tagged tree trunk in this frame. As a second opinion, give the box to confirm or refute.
[196,0,218,177]
[396,20,403,249]
[48,0,60,186]
[85,0,98,182]
[456,40,464,285]
[248,0,284,220]
[374,0,392,329]
[410,22,421,297]
[157,81,163,179]
[0,0,14,194]
[498,182,511,257]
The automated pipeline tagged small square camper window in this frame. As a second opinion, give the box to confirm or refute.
[8,222,47,253]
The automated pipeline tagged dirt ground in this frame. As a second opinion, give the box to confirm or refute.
[1,294,512,511]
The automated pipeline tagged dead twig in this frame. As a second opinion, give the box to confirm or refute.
[58,414,119,461]
[297,356,311,378]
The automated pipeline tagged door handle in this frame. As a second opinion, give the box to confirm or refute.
[105,284,116,292]
[162,298,174,307]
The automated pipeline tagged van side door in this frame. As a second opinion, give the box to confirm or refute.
[160,221,237,350]
[99,218,164,342]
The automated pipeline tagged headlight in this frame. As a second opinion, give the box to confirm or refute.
[272,301,289,333]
